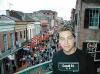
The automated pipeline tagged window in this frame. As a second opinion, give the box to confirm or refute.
[84,8,100,29]
[94,52,100,61]
[75,14,78,25]
[24,30,26,39]
[3,34,8,51]
[10,33,14,49]
[83,42,100,61]
[15,32,18,41]
[20,31,23,39]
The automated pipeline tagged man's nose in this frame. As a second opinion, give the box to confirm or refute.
[65,39,69,43]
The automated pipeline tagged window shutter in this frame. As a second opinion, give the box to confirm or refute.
[84,9,89,28]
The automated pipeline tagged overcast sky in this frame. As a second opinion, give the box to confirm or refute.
[0,0,76,20]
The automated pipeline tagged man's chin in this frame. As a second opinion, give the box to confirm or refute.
[63,49,71,52]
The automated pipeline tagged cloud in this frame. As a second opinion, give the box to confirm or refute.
[1,0,76,20]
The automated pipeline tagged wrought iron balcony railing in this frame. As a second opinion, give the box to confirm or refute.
[14,60,53,74]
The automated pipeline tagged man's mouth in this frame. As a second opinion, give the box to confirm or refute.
[64,45,70,48]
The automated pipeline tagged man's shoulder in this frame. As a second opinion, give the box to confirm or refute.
[52,50,63,63]
[53,50,63,58]
[54,50,63,55]
[76,49,88,58]
[77,49,86,54]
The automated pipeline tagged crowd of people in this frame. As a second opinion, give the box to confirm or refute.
[15,31,61,73]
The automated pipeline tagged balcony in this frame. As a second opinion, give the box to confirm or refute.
[0,41,30,60]
[14,60,53,74]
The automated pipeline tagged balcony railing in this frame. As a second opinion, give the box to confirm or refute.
[0,41,29,60]
[14,60,53,74]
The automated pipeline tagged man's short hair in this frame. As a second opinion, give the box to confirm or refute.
[58,25,75,37]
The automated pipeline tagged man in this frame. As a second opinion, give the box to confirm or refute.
[52,26,97,74]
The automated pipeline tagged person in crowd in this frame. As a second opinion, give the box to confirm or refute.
[52,26,97,74]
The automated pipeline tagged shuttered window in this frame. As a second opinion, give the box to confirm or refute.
[3,34,8,51]
[10,33,14,49]
[84,8,100,29]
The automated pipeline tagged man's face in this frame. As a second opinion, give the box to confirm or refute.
[59,31,75,52]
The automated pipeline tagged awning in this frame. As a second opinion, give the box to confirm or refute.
[23,45,30,50]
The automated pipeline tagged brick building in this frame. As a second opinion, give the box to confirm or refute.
[74,0,100,62]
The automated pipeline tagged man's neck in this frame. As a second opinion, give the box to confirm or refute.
[63,47,77,55]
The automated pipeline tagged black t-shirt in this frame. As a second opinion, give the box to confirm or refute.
[52,49,97,74]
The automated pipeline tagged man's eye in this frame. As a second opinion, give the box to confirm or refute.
[68,36,73,39]
[59,37,65,40]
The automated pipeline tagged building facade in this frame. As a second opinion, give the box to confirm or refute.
[0,15,15,74]
[75,0,100,62]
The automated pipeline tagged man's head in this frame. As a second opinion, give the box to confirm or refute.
[58,26,76,55]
